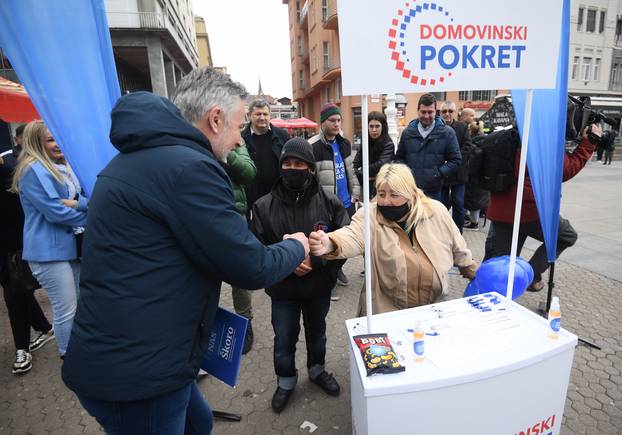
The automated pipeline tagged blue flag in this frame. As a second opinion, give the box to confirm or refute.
[0,0,120,196]
[511,0,570,262]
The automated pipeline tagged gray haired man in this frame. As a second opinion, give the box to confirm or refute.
[62,68,309,434]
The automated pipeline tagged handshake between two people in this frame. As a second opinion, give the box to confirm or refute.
[282,230,334,277]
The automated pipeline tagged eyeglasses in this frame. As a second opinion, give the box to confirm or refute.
[441,109,454,114]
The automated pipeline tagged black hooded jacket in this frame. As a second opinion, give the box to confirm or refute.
[251,175,349,299]
[62,92,305,401]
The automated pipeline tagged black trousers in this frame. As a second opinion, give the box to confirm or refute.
[484,217,578,282]
[271,296,331,380]
[1,252,52,350]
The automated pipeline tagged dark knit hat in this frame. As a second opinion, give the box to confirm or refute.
[280,137,315,169]
[320,103,341,123]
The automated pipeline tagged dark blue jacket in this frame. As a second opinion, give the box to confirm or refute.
[395,117,461,192]
[62,92,305,401]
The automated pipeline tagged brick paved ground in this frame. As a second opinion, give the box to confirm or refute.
[1,164,621,434]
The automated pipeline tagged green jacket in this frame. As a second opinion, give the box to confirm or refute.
[226,145,257,215]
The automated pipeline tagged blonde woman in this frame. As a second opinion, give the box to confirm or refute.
[10,121,88,357]
[309,163,477,315]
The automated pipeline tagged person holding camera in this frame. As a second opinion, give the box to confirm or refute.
[484,124,601,291]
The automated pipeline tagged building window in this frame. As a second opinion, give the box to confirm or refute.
[459,90,496,101]
[335,78,341,101]
[586,9,596,32]
[594,58,601,81]
[311,46,318,72]
[297,36,303,55]
[296,1,301,20]
[572,56,579,79]
[299,69,304,89]
[323,41,330,69]
[599,10,606,33]
[324,86,330,103]
[577,7,584,31]
[430,92,447,101]
[322,0,328,22]
[582,57,592,81]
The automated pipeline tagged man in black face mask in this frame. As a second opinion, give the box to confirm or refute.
[251,137,350,413]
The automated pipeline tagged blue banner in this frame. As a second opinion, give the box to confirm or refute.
[511,0,570,262]
[0,0,120,196]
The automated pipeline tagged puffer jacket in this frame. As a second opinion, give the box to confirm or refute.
[445,120,472,186]
[395,117,461,192]
[226,145,256,215]
[352,137,395,188]
[309,131,361,202]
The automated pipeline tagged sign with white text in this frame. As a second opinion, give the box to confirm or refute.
[337,0,564,95]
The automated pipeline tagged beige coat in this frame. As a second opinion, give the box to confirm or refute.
[326,200,473,315]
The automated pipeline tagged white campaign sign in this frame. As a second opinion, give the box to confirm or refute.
[337,0,564,95]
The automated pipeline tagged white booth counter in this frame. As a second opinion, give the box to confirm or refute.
[346,293,577,435]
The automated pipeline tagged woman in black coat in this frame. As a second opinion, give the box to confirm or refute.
[353,111,395,198]
[464,122,490,229]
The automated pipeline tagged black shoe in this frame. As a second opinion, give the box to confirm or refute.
[242,321,254,355]
[336,269,349,286]
[464,222,479,230]
[310,371,340,396]
[271,387,293,413]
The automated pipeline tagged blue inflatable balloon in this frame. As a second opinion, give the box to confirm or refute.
[463,256,534,300]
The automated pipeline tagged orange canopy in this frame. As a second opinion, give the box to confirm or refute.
[0,76,40,123]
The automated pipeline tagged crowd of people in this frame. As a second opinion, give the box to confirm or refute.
[0,67,603,434]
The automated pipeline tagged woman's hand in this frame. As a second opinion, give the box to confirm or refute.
[309,230,333,256]
[60,199,78,209]
[294,256,312,277]
[459,261,478,280]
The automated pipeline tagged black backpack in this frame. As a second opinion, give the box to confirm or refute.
[469,128,521,193]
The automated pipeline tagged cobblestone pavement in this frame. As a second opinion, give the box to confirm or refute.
[2,164,622,434]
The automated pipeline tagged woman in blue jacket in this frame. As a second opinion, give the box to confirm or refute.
[10,121,88,357]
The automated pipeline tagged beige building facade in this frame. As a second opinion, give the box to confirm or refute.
[282,0,503,144]
[194,15,213,67]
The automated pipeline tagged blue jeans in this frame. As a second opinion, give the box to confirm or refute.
[441,183,466,232]
[271,296,331,390]
[77,381,213,435]
[28,260,80,355]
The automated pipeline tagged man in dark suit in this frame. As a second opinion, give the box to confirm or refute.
[440,100,472,233]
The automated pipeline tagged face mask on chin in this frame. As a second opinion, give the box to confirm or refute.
[281,168,310,190]
[378,203,410,222]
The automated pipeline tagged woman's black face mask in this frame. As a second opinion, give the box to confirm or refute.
[281,168,310,190]
[378,203,410,222]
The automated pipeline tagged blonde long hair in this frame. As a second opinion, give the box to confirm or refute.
[10,121,66,193]
[374,163,431,232]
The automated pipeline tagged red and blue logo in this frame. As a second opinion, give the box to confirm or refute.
[388,1,528,87]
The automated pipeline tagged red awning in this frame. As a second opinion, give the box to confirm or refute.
[287,117,318,129]
[270,118,290,128]
[0,77,40,123]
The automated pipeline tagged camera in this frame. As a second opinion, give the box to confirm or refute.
[566,95,620,142]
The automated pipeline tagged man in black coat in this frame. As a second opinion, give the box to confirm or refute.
[395,93,461,201]
[440,100,472,232]
[62,68,309,435]
[252,138,349,413]
[231,99,290,353]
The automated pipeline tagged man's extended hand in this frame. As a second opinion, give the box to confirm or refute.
[294,256,312,277]
[283,232,309,257]
[309,230,333,256]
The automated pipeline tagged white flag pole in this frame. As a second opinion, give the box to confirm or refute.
[506,89,534,301]
[361,95,373,332]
